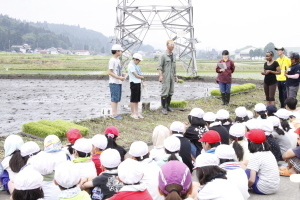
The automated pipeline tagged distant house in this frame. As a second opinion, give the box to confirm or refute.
[47,47,58,54]
[39,50,48,54]
[11,44,31,53]
[74,50,90,55]
[59,49,72,55]
[234,46,256,60]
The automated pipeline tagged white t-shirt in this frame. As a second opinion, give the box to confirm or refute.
[1,156,17,181]
[108,57,122,84]
[286,128,298,148]
[272,130,292,154]
[74,161,97,178]
[247,151,280,194]
[47,151,68,168]
[290,110,300,119]
[197,178,244,200]
[149,148,166,162]
[42,181,60,200]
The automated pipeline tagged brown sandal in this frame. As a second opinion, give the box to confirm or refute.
[279,167,292,177]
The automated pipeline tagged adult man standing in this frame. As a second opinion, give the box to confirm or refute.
[157,40,178,115]
[275,47,291,108]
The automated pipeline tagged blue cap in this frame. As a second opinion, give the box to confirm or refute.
[266,105,277,114]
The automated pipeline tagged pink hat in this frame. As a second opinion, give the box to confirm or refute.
[66,129,82,144]
[158,161,192,196]
[104,126,119,138]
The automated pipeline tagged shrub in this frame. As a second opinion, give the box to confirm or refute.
[169,100,188,108]
[38,120,89,136]
[210,83,256,97]
[177,79,184,83]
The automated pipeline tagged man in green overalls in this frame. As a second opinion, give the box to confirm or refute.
[157,40,178,115]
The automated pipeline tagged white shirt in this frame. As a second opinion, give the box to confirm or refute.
[290,110,300,119]
[1,156,17,181]
[272,130,292,154]
[197,178,244,200]
[286,128,298,148]
[47,151,68,168]
[108,57,122,84]
[247,151,280,194]
[42,181,60,200]
[74,161,97,178]
[149,148,166,162]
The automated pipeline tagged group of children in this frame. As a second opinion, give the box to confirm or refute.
[1,96,300,200]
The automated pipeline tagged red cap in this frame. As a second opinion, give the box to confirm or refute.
[104,126,119,138]
[66,128,82,144]
[245,129,266,143]
[199,130,221,143]
[294,127,300,135]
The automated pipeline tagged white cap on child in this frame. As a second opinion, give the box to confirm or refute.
[247,110,254,119]
[92,134,108,150]
[215,144,236,160]
[118,158,144,184]
[254,103,266,112]
[14,166,43,190]
[245,118,258,130]
[4,134,24,157]
[29,151,56,175]
[170,121,185,133]
[73,138,92,154]
[274,108,290,120]
[189,108,204,118]
[268,116,281,127]
[258,120,274,136]
[111,44,123,51]
[21,141,40,157]
[100,149,121,168]
[194,153,219,169]
[216,109,229,120]
[129,141,148,158]
[203,112,216,122]
[229,123,246,137]
[164,136,181,152]
[44,135,62,153]
[55,161,80,189]
[235,106,248,118]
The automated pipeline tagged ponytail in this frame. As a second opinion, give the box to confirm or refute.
[257,111,267,119]
[9,150,26,173]
[165,149,180,162]
[281,119,291,132]
[232,140,244,161]
[105,135,118,149]
[274,126,285,135]
[165,184,187,200]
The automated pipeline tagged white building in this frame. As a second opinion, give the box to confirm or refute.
[74,50,90,55]
[234,46,256,60]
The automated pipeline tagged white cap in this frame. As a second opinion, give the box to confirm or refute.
[21,141,40,157]
[235,107,248,118]
[118,158,144,184]
[247,110,254,119]
[73,138,92,154]
[164,136,181,152]
[170,121,185,133]
[258,120,274,136]
[194,153,219,169]
[100,148,121,168]
[44,135,62,153]
[4,134,24,157]
[216,109,229,120]
[29,151,56,175]
[14,166,43,190]
[254,103,266,112]
[245,118,258,130]
[55,161,80,189]
[129,141,148,158]
[215,144,235,160]
[290,174,300,183]
[152,125,170,148]
[229,123,246,137]
[268,116,281,127]
[132,53,143,61]
[274,108,290,120]
[92,134,108,150]
[111,44,123,51]
[189,108,204,118]
[203,112,216,122]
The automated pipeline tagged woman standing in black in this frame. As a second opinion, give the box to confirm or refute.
[262,51,281,106]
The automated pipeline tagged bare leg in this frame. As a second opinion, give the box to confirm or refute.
[266,101,270,106]
[130,102,135,115]
[111,102,118,117]
[134,103,139,115]
[8,181,14,195]
[270,101,276,105]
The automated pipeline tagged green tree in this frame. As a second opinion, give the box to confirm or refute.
[264,42,276,54]
[249,49,254,58]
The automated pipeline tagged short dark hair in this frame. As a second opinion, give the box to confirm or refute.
[285,97,298,110]
[215,118,233,125]
[12,188,44,200]
[256,111,267,119]
[188,115,206,127]
[219,158,235,164]
[75,150,91,158]
[134,153,149,162]
[248,140,270,153]
[235,116,249,123]
[206,142,220,148]
[196,166,227,185]
[111,50,117,54]
[222,50,229,55]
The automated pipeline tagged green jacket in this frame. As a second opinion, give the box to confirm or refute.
[157,51,177,80]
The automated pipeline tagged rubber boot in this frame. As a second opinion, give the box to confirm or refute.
[225,93,230,105]
[221,93,226,105]
[166,96,174,112]
[161,97,168,115]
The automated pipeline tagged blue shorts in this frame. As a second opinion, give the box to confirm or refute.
[109,83,122,102]
[245,169,265,195]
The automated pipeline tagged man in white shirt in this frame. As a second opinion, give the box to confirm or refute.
[285,97,300,119]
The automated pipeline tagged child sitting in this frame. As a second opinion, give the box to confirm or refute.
[54,161,91,200]
[150,125,170,162]
[199,130,221,154]
[44,135,68,167]
[204,112,229,144]
[63,128,82,161]
[254,103,267,119]
[235,106,249,123]
[91,134,108,175]
[229,123,250,162]
[109,158,152,200]
[104,126,127,161]
[216,109,232,132]
[245,129,280,195]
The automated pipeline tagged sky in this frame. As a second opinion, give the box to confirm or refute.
[0,0,299,52]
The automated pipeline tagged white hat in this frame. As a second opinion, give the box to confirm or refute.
[21,141,40,157]
[229,123,246,137]
[215,144,235,160]
[132,53,143,61]
[129,141,148,158]
[152,125,170,148]
[164,136,181,152]
[4,134,24,157]
[268,116,281,127]
[254,103,266,112]
[55,161,80,189]
[247,110,254,119]
[194,153,219,169]
[92,134,108,150]
[118,158,143,184]
[100,148,121,168]
[170,121,185,133]
[111,44,123,51]
[189,108,204,118]
[274,108,290,120]
[235,107,248,118]
[203,112,216,122]
[73,138,92,154]
[14,166,43,190]
[44,135,62,153]
[29,151,56,175]
[290,174,300,183]
[245,119,258,130]
[258,120,273,136]
[216,109,229,120]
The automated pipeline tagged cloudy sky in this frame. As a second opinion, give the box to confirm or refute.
[0,0,299,52]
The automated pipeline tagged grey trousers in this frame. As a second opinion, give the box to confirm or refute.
[287,86,299,98]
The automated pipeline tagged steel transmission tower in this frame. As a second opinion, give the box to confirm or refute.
[114,0,198,76]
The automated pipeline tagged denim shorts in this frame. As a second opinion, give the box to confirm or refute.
[109,83,122,102]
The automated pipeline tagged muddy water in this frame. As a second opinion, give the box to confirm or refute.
[0,79,219,135]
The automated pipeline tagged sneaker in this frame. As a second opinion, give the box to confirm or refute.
[130,115,139,119]
[112,115,123,120]
[137,114,144,119]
